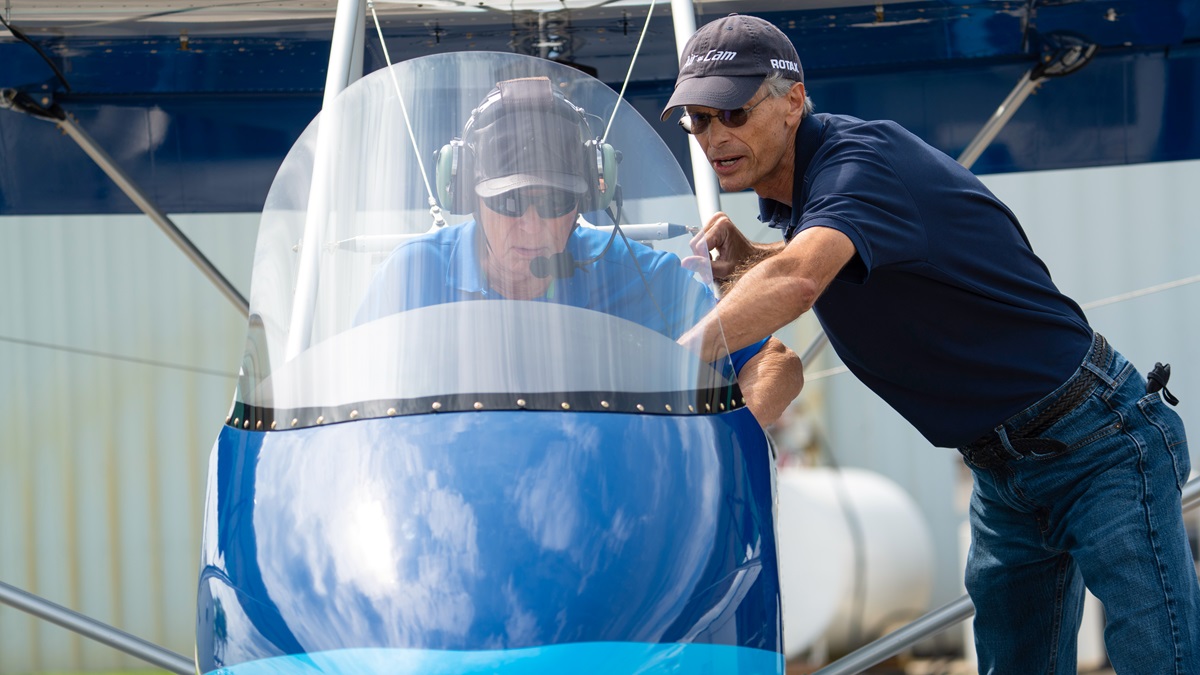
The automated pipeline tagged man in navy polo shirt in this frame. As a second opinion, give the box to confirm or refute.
[666,13,1199,674]
[357,76,802,427]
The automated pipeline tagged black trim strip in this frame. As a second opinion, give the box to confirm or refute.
[225,385,746,431]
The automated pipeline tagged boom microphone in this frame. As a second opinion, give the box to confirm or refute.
[531,190,630,280]
[530,220,625,280]
[530,251,579,280]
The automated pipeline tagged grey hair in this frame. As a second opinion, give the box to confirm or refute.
[763,72,814,117]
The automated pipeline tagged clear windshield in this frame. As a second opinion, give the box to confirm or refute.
[234,52,738,428]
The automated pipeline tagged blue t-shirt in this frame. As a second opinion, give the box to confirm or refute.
[761,113,1092,448]
[357,221,768,375]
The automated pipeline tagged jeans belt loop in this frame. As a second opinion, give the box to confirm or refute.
[994,424,1015,456]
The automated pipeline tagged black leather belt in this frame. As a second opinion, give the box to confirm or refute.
[961,333,1113,470]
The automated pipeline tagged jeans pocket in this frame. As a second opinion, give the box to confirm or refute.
[1138,393,1191,490]
[1038,395,1121,456]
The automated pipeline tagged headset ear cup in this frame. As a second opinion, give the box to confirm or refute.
[597,142,618,211]
[435,139,475,214]
[435,143,455,212]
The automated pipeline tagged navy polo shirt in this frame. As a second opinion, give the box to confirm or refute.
[761,113,1092,448]
[358,221,768,375]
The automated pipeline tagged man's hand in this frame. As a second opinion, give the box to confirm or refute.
[739,337,803,428]
[677,326,802,428]
[682,212,767,282]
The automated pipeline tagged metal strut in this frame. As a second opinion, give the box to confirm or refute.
[0,580,195,674]
[58,112,251,316]
[0,89,250,317]
[958,31,1097,168]
[284,0,366,359]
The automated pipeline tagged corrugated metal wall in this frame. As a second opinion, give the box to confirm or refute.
[0,213,256,672]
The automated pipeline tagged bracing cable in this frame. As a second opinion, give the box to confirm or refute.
[601,0,657,144]
[365,0,657,224]
[1,333,234,379]
[366,0,445,227]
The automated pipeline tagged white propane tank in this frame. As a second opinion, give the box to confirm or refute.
[776,466,935,657]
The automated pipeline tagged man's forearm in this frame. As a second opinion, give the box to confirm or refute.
[718,254,821,352]
[717,239,788,294]
[681,254,819,363]
[681,226,855,362]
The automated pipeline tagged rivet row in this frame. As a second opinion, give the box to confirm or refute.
[232,394,738,430]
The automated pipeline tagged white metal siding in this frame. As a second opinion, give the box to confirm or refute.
[0,212,256,672]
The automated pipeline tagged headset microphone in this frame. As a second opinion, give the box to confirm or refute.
[530,251,579,280]
[530,214,625,280]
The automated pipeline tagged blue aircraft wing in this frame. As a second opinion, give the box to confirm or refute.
[1,0,1197,215]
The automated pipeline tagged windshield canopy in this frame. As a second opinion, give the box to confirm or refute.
[234,52,742,429]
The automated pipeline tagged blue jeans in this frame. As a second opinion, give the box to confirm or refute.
[961,339,1200,674]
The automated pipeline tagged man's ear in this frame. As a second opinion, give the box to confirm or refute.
[787,82,807,123]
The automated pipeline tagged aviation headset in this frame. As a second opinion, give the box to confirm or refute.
[435,77,618,215]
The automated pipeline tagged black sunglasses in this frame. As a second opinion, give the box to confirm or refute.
[678,93,771,135]
[481,188,579,219]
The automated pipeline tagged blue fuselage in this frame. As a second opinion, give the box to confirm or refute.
[196,408,782,673]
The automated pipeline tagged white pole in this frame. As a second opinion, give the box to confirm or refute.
[323,0,365,111]
[668,0,721,221]
[350,4,366,85]
[285,0,366,360]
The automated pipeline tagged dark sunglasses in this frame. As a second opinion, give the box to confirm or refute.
[481,188,579,218]
[678,93,771,135]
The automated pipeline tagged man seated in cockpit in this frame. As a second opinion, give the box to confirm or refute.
[357,76,801,426]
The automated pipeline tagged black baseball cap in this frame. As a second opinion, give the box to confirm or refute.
[470,78,590,197]
[660,14,804,121]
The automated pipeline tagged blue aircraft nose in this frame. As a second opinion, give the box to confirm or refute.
[196,409,781,673]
